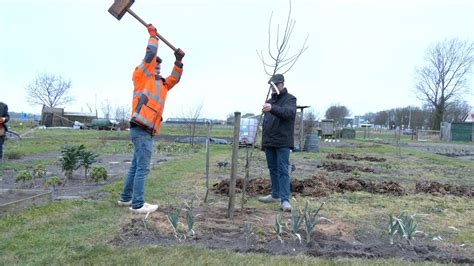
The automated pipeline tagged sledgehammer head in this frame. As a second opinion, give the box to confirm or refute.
[108,0,135,20]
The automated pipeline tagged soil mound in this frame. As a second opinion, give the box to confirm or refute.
[318,161,375,173]
[327,153,386,162]
[415,181,473,197]
[213,176,405,197]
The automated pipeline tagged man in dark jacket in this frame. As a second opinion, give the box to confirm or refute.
[259,74,297,212]
[0,102,10,161]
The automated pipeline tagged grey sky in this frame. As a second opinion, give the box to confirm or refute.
[1,0,473,120]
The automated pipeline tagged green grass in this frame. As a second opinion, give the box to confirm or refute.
[1,130,472,264]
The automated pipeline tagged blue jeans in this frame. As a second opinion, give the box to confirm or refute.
[120,127,153,209]
[264,147,291,203]
[0,136,4,160]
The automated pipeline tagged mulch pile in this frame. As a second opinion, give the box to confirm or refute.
[327,153,387,162]
[317,162,375,173]
[415,181,474,197]
[213,175,406,197]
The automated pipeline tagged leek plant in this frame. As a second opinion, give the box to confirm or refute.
[167,208,181,241]
[303,201,324,244]
[185,208,195,238]
[388,213,420,245]
[290,207,303,244]
[244,222,253,248]
[273,213,284,245]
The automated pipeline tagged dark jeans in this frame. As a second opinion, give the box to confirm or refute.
[0,136,4,160]
[120,127,153,209]
[264,147,291,203]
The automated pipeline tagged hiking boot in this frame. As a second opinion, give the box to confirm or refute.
[117,200,132,206]
[280,201,292,212]
[129,203,158,214]
[258,194,280,203]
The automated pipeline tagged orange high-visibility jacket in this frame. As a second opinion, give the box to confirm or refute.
[130,36,183,135]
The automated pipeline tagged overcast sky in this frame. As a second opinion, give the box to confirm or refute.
[1,0,473,120]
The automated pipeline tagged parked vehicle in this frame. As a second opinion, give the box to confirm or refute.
[402,129,416,135]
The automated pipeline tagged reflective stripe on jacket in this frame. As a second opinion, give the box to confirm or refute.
[130,36,183,135]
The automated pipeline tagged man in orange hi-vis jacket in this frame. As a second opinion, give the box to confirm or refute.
[118,24,185,214]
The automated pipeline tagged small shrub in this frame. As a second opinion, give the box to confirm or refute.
[33,164,47,179]
[44,176,64,190]
[78,150,98,179]
[59,144,84,179]
[352,170,361,177]
[90,165,108,184]
[15,170,32,187]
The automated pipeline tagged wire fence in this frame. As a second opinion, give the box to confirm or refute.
[354,128,441,142]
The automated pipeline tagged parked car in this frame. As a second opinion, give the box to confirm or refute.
[402,129,416,135]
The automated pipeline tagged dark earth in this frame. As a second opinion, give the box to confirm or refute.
[110,205,473,264]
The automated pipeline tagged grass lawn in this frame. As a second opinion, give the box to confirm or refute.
[0,129,472,265]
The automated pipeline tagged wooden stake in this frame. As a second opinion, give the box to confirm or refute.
[228,112,241,219]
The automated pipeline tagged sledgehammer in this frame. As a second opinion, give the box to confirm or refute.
[108,0,178,52]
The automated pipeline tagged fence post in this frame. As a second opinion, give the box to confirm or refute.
[228,112,241,219]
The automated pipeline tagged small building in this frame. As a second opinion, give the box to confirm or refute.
[40,105,96,127]
[451,122,474,142]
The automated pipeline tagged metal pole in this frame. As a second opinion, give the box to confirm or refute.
[241,145,249,211]
[299,107,304,150]
[228,112,241,219]
[204,120,211,203]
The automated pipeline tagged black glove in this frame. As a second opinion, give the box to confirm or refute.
[174,48,185,61]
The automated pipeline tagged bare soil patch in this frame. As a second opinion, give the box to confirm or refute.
[212,175,407,197]
[110,206,474,264]
[317,161,375,173]
[415,181,474,197]
[327,153,387,162]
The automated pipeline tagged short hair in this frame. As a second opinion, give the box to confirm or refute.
[156,56,162,64]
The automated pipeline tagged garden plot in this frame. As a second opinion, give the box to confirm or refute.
[110,146,474,264]
[112,205,473,264]
[394,142,474,160]
[0,150,173,199]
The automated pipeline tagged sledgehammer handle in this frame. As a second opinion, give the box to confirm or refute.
[127,9,178,52]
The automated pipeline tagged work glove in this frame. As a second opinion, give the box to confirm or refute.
[174,48,185,62]
[147,24,157,37]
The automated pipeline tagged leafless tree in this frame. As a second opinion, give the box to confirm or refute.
[25,72,73,108]
[226,112,235,125]
[114,105,130,129]
[415,38,474,130]
[257,0,308,80]
[303,108,319,135]
[325,105,350,126]
[101,100,113,119]
[180,102,204,146]
[444,99,471,122]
